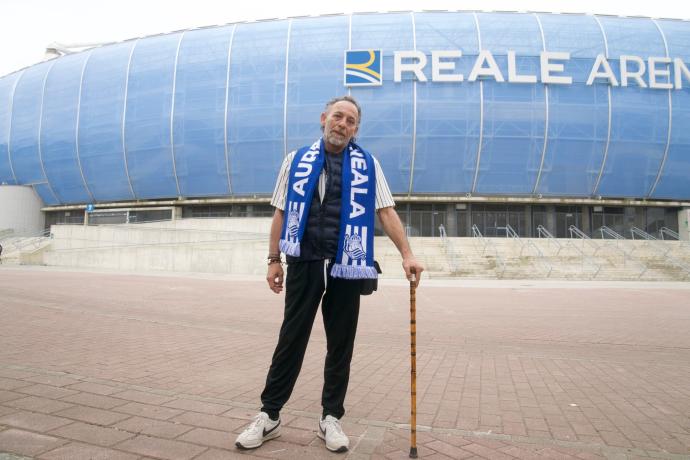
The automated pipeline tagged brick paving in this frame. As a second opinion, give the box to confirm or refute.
[0,267,689,459]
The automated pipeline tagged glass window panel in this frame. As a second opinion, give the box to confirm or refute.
[595,17,668,198]
[474,13,546,194]
[10,61,52,184]
[650,20,690,199]
[228,20,288,195]
[41,52,91,204]
[413,12,480,193]
[350,13,414,194]
[286,15,349,151]
[125,32,182,199]
[173,26,233,198]
[0,72,21,184]
[79,41,135,201]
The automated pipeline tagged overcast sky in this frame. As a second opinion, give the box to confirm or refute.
[1,0,689,77]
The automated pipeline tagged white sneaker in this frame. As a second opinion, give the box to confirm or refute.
[317,415,349,453]
[235,412,281,449]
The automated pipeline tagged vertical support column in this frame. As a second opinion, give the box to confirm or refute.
[581,205,591,235]
[524,206,532,237]
[445,203,457,237]
[546,205,556,236]
[678,209,690,241]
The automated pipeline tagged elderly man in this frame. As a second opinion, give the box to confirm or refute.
[235,95,424,453]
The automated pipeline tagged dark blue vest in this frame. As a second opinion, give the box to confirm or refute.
[287,151,343,263]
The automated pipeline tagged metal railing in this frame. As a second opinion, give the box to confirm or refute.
[598,225,625,240]
[568,225,600,252]
[595,227,648,276]
[660,227,680,240]
[630,226,657,241]
[0,229,53,257]
[471,224,506,277]
[438,224,460,272]
[504,224,552,277]
[628,227,690,278]
[564,240,602,279]
[536,225,563,254]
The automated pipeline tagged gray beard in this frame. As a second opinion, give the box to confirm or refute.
[325,131,348,148]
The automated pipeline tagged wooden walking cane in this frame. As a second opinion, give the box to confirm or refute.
[409,270,418,458]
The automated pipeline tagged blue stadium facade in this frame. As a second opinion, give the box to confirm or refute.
[0,12,689,236]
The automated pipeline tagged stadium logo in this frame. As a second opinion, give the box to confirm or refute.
[344,50,382,86]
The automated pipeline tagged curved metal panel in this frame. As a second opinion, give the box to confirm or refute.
[9,61,52,185]
[33,182,59,206]
[283,20,292,157]
[650,19,690,200]
[125,32,182,199]
[474,12,545,195]
[173,26,234,198]
[0,72,21,184]
[408,12,417,196]
[223,25,237,194]
[41,52,93,204]
[594,17,668,198]
[350,13,414,194]
[412,11,480,194]
[79,41,136,201]
[647,19,672,198]
[122,42,137,199]
[471,12,484,195]
[591,16,613,198]
[531,13,549,195]
[169,32,185,197]
[536,14,608,196]
[286,15,349,151]
[36,61,61,205]
[227,20,289,195]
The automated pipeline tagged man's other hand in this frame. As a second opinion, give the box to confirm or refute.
[267,264,284,293]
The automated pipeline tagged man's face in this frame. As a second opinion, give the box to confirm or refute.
[320,101,359,152]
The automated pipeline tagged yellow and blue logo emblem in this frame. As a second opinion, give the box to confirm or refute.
[344,50,382,86]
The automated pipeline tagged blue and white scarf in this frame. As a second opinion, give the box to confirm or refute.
[279,138,378,279]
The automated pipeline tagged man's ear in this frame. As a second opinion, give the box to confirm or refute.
[320,111,327,128]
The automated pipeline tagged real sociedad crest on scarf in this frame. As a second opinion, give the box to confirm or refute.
[345,50,382,86]
[344,232,366,261]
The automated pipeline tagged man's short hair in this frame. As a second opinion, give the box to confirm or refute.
[324,96,362,126]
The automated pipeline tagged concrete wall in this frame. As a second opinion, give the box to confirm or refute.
[0,185,45,235]
[679,209,690,241]
[45,223,270,275]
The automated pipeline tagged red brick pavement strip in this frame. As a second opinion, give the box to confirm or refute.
[1,269,690,459]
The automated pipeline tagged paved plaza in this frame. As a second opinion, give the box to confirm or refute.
[0,266,689,459]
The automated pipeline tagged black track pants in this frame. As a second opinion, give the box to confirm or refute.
[260,260,361,420]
